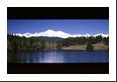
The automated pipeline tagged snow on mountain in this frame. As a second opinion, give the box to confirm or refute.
[93,33,109,37]
[15,33,24,37]
[37,29,72,38]
[72,33,92,37]
[14,29,109,38]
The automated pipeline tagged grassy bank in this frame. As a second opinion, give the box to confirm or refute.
[62,43,108,50]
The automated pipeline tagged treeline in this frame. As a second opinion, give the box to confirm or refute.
[58,35,109,50]
[8,34,63,52]
[7,34,109,52]
[8,34,45,52]
[61,35,109,47]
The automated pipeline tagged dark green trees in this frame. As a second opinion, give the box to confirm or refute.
[7,34,46,52]
[61,37,87,47]
[7,34,62,51]
[56,41,62,50]
[103,36,109,45]
[86,42,93,50]
[7,34,109,51]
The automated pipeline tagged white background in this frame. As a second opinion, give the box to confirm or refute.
[0,0,116,81]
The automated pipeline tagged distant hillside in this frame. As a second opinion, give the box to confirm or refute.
[38,36,63,42]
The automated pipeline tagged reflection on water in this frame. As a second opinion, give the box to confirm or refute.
[8,50,109,63]
[38,51,64,63]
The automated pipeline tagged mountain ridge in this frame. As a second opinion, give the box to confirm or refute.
[12,29,109,38]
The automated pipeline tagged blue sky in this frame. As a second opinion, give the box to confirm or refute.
[7,19,109,35]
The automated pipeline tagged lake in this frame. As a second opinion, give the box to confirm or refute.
[8,50,109,63]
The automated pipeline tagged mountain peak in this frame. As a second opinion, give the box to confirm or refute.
[38,29,70,38]
[46,29,55,32]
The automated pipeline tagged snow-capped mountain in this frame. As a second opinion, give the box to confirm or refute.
[13,29,109,38]
[36,30,72,38]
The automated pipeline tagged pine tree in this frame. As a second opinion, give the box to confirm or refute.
[86,42,93,50]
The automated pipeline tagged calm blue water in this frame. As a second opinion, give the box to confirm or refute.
[10,50,109,63]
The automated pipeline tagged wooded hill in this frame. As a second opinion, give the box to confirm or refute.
[7,34,109,52]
